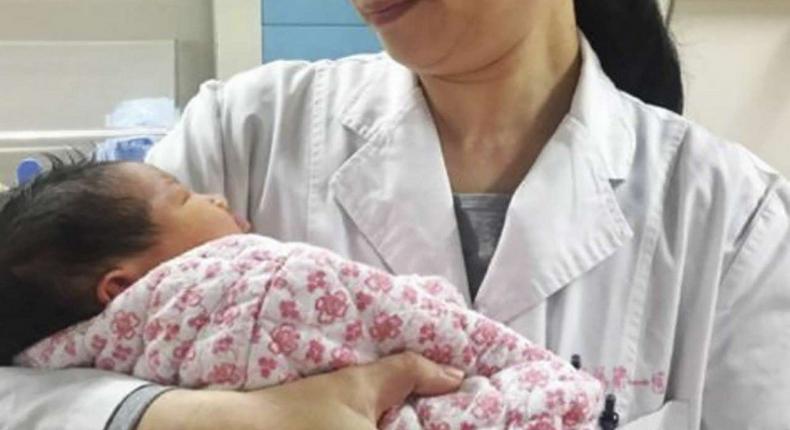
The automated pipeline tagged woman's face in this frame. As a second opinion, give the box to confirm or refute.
[351,0,554,76]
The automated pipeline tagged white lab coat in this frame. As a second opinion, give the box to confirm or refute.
[2,37,788,429]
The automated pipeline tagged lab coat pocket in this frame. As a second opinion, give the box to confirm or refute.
[620,401,689,430]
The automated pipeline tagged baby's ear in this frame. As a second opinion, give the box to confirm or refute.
[96,269,136,305]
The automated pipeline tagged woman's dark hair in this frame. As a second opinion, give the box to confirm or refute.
[0,155,158,365]
[575,0,684,114]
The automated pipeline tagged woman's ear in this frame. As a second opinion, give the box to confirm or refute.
[96,269,137,305]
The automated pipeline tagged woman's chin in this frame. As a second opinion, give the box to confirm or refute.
[380,32,457,75]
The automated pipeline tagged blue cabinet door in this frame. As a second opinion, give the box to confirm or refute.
[262,0,382,62]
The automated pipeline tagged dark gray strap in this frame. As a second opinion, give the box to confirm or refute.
[106,385,173,430]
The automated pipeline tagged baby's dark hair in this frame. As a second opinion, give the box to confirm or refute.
[0,154,159,365]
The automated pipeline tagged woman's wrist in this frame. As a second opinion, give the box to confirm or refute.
[137,389,284,430]
[136,389,225,430]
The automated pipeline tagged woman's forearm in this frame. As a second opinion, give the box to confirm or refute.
[136,390,197,430]
[136,353,463,430]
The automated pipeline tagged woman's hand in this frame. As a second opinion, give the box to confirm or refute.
[137,352,464,430]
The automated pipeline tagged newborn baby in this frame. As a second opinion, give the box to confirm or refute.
[0,157,602,429]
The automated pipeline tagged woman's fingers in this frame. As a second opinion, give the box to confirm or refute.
[138,354,464,430]
[358,352,464,420]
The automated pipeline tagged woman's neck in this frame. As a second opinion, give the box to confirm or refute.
[420,21,580,149]
[418,7,581,193]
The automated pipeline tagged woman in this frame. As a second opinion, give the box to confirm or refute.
[1,0,788,429]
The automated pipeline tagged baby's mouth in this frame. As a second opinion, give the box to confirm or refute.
[233,213,252,233]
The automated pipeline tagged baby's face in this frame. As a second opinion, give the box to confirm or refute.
[121,163,250,266]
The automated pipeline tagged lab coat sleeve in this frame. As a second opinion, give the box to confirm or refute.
[146,61,315,218]
[703,179,790,429]
[146,80,237,199]
[0,367,147,430]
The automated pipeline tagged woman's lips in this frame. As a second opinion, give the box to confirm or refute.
[363,0,418,26]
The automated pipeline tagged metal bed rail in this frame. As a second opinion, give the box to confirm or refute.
[0,128,170,185]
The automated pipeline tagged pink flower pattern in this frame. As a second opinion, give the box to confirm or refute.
[176,288,203,310]
[330,345,357,369]
[344,320,364,343]
[369,312,403,342]
[110,311,141,340]
[212,335,234,354]
[208,363,243,385]
[90,335,107,352]
[269,323,301,356]
[258,356,277,378]
[279,300,301,320]
[314,290,349,324]
[307,270,328,292]
[419,323,437,344]
[188,313,211,330]
[365,272,393,293]
[19,235,603,430]
[424,343,453,365]
[174,341,195,361]
[354,291,374,311]
[305,339,325,364]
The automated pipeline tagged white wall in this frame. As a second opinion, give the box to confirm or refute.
[671,0,790,176]
[213,0,262,80]
[0,0,215,108]
[0,40,176,131]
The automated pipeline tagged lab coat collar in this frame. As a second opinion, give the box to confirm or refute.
[332,60,471,297]
[332,34,635,317]
[569,35,637,181]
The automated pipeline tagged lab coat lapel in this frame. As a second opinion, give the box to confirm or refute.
[475,37,637,322]
[330,61,470,301]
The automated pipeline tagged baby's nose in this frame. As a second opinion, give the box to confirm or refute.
[207,194,230,210]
